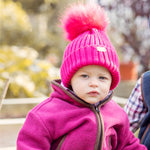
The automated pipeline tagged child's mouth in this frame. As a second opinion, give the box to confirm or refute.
[88,91,99,97]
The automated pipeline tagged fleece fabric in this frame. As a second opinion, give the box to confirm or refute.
[17,80,147,150]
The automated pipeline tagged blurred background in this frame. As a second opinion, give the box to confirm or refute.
[0,0,150,99]
[0,0,150,149]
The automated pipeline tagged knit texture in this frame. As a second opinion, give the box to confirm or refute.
[60,4,120,90]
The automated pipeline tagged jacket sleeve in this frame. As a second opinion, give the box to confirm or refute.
[17,111,52,150]
[117,110,147,150]
[121,130,147,150]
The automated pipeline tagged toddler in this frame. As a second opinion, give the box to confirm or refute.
[17,3,147,150]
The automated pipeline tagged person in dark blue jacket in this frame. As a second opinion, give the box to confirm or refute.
[124,70,150,150]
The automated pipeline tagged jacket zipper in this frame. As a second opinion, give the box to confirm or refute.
[55,106,104,150]
[56,135,66,150]
[93,105,104,150]
[51,80,113,150]
[109,136,112,150]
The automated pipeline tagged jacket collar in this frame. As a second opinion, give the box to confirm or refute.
[51,79,113,108]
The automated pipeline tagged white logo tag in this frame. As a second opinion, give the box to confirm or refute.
[97,47,106,52]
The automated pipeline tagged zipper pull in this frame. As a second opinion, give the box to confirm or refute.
[95,106,100,113]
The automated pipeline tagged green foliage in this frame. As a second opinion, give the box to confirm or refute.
[0,46,60,98]
[0,0,33,46]
[0,0,76,98]
[12,0,45,13]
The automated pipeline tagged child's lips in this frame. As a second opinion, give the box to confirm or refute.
[87,91,99,97]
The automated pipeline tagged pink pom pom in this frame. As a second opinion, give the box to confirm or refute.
[60,3,109,41]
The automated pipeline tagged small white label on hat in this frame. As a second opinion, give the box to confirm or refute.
[97,47,106,52]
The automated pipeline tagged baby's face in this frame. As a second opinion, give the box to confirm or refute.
[71,65,112,104]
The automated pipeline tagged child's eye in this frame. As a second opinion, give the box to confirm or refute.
[81,74,88,78]
[99,76,106,80]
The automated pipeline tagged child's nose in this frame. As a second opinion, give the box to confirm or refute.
[88,78,98,87]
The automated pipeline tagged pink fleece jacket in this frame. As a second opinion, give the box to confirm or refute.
[17,80,147,150]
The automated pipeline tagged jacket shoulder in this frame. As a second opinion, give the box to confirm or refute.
[101,100,129,124]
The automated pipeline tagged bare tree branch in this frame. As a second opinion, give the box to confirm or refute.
[0,78,10,110]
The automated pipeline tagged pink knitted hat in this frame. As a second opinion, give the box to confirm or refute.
[60,4,120,90]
